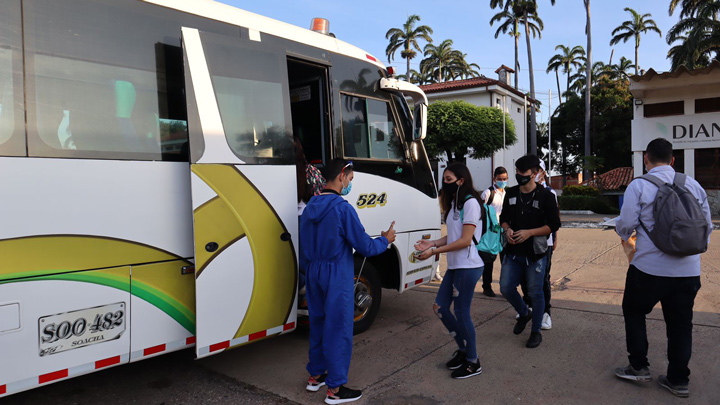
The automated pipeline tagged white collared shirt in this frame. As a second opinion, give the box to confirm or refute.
[616,165,712,277]
[480,185,506,222]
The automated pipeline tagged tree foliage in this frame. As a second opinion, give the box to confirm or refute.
[491,0,556,156]
[419,39,479,83]
[609,8,662,75]
[425,101,517,162]
[666,1,720,70]
[385,15,433,79]
[490,8,543,89]
[550,76,632,176]
[547,44,585,104]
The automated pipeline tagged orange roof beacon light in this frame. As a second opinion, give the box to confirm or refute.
[310,18,329,35]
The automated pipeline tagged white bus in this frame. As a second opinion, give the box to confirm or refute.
[0,0,440,397]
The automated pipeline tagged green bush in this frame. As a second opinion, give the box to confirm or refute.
[558,195,619,215]
[562,185,600,196]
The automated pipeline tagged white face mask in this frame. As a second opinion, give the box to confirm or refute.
[536,173,544,184]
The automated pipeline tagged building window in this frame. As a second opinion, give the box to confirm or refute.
[695,97,720,114]
[643,101,684,118]
[672,149,684,173]
[695,148,720,189]
[517,107,521,113]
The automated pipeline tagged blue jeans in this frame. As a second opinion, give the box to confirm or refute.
[500,255,547,333]
[435,267,482,361]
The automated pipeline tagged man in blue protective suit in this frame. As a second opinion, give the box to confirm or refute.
[300,158,396,404]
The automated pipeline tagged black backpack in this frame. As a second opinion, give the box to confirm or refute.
[484,186,496,205]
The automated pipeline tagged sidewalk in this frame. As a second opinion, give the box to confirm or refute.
[197,228,720,404]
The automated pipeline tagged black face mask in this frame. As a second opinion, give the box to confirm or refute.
[516,173,532,186]
[442,181,459,195]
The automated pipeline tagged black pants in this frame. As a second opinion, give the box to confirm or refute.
[480,251,503,290]
[622,265,701,385]
[520,248,552,314]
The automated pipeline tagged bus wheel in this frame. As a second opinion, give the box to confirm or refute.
[353,261,381,335]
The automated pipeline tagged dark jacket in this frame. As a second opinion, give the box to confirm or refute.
[500,183,561,262]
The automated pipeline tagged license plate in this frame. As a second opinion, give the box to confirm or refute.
[38,302,126,356]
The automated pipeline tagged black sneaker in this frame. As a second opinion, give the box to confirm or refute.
[526,331,542,348]
[451,360,482,379]
[306,373,327,392]
[614,364,652,382]
[482,288,496,297]
[325,386,362,404]
[658,375,689,398]
[446,350,466,370]
[513,309,532,335]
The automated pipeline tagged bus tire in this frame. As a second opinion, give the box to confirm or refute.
[353,260,381,335]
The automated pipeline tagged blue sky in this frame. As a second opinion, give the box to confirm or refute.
[219,0,680,122]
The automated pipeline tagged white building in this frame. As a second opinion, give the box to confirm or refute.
[630,61,720,214]
[419,65,529,190]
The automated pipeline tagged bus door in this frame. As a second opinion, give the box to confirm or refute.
[181,27,298,359]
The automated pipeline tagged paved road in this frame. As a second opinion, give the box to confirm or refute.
[4,228,719,404]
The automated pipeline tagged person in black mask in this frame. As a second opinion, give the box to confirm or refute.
[498,155,560,349]
[415,162,485,379]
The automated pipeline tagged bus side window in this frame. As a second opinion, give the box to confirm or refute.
[341,94,402,161]
[21,0,229,161]
[0,0,25,157]
[200,33,293,164]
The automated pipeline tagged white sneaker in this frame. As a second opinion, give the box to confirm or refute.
[541,313,552,330]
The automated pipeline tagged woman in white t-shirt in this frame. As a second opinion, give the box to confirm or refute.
[415,162,484,379]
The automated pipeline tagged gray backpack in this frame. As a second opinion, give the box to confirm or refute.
[639,173,709,256]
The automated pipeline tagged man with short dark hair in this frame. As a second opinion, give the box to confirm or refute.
[479,166,508,297]
[499,155,561,349]
[300,158,396,404]
[614,138,712,398]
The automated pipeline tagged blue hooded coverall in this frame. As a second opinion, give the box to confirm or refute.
[299,193,388,389]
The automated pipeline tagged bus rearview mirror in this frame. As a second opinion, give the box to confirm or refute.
[413,103,427,141]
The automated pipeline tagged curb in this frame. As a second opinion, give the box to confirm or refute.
[559,210,596,215]
[561,221,720,230]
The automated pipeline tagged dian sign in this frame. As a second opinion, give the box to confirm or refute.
[632,114,720,151]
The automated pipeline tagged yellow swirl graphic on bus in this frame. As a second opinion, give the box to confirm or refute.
[191,164,296,341]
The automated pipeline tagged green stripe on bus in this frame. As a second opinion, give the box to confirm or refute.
[1,274,195,334]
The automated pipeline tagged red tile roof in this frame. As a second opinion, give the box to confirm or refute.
[584,167,634,190]
[495,64,515,73]
[419,76,532,102]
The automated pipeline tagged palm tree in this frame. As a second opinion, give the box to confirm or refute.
[669,0,708,17]
[491,0,556,156]
[666,1,720,70]
[419,39,470,83]
[489,9,543,89]
[455,58,481,79]
[568,61,604,94]
[584,0,592,181]
[385,15,434,79]
[667,34,713,70]
[599,56,634,80]
[546,45,585,104]
[610,8,662,75]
